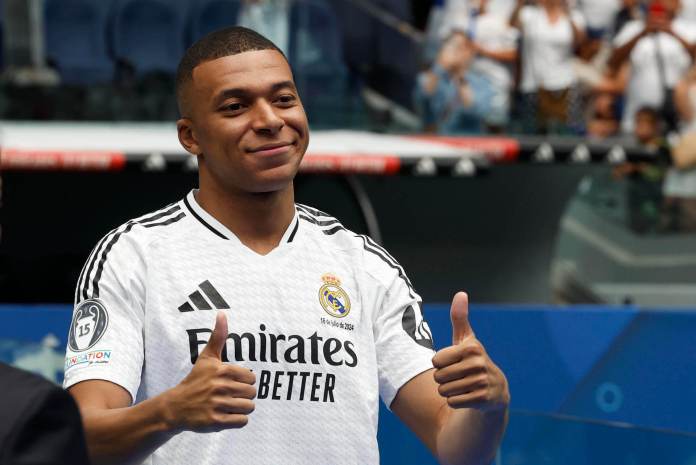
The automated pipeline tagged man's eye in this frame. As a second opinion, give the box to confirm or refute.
[276,95,296,105]
[223,103,244,112]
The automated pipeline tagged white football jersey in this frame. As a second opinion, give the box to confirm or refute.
[64,189,436,465]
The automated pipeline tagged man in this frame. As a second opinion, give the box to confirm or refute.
[64,27,509,465]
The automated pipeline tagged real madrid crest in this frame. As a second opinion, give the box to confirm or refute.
[318,273,351,318]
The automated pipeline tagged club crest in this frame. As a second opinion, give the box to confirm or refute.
[318,273,351,318]
[68,299,109,352]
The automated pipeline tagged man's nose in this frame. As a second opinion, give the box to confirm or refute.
[251,100,284,134]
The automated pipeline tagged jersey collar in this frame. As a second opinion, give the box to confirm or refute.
[182,190,300,245]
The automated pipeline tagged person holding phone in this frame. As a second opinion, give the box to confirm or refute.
[609,0,696,133]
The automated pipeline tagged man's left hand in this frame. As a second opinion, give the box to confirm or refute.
[432,292,510,412]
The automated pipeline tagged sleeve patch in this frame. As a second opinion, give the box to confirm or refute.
[68,299,110,352]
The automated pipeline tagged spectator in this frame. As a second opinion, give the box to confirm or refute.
[614,107,671,232]
[238,0,290,54]
[586,91,620,138]
[469,0,520,131]
[662,66,696,231]
[577,0,622,38]
[612,0,643,38]
[415,31,495,134]
[510,0,586,134]
[675,63,696,130]
[612,107,669,178]
[608,0,696,134]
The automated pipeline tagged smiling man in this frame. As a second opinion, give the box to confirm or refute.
[64,27,509,465]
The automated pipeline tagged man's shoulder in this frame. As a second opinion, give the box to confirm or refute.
[94,199,189,251]
[296,203,364,250]
[296,204,409,287]
[613,20,644,47]
[673,18,696,40]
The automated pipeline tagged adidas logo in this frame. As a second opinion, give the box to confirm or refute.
[178,280,230,312]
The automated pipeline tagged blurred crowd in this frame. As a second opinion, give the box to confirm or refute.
[417,0,696,140]
[417,0,696,232]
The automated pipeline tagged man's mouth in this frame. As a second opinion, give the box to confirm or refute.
[247,142,293,156]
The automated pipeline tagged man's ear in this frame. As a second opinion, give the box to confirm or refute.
[177,118,201,155]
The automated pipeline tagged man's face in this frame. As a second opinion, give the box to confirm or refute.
[178,50,309,194]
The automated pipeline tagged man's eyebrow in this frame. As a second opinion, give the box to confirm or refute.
[214,81,297,105]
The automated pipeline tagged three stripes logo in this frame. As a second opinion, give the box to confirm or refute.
[402,304,434,350]
[178,280,230,312]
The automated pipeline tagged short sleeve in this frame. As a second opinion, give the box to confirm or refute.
[63,227,146,403]
[570,10,586,30]
[365,247,436,408]
[613,20,643,47]
[518,6,537,28]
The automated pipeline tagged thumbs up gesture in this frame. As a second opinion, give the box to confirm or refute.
[164,311,257,433]
[432,292,509,412]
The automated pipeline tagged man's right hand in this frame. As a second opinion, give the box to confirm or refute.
[163,311,256,433]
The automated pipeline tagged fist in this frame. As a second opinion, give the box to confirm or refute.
[165,311,257,433]
[432,292,509,412]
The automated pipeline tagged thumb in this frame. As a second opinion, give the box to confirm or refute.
[200,311,228,360]
[450,291,474,345]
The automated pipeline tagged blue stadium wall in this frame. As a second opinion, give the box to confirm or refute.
[2,304,696,464]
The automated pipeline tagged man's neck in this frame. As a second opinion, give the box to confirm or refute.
[195,182,296,256]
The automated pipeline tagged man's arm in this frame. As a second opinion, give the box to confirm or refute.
[391,293,509,465]
[473,44,518,63]
[69,381,174,465]
[69,312,256,465]
[608,18,668,71]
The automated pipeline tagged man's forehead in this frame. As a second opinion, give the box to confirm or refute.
[190,49,293,92]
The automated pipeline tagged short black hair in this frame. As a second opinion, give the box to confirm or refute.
[635,106,661,123]
[175,26,286,115]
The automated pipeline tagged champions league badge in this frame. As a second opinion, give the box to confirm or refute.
[319,273,351,318]
[68,299,109,352]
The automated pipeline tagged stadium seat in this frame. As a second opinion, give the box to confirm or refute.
[288,0,353,127]
[327,0,378,74]
[288,0,344,72]
[373,0,418,108]
[190,0,242,43]
[43,0,115,84]
[111,0,187,76]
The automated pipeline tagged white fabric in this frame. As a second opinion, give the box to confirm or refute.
[470,12,519,90]
[613,19,696,133]
[576,0,621,30]
[664,167,696,197]
[679,0,696,22]
[64,190,435,465]
[440,0,473,38]
[440,0,517,38]
[519,7,586,92]
[238,0,290,55]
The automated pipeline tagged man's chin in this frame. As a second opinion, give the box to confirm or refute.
[246,173,297,195]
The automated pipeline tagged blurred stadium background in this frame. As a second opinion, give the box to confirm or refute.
[1,0,696,463]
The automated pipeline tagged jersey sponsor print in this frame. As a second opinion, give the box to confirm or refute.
[64,190,435,465]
